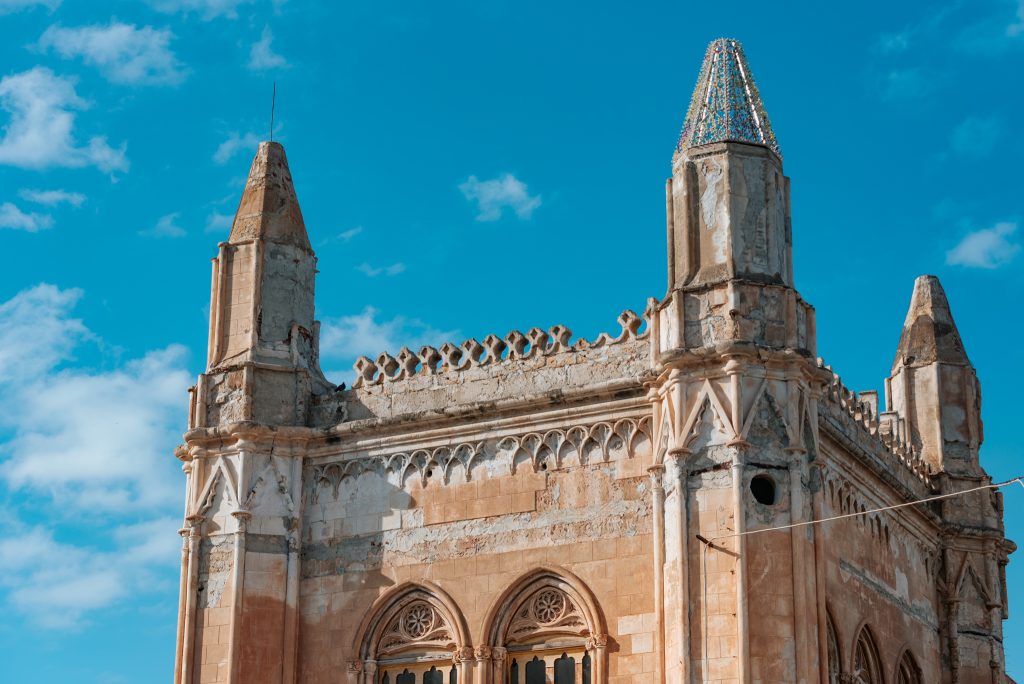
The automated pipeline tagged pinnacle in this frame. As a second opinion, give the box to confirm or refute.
[893,275,971,370]
[228,141,312,251]
[677,38,780,157]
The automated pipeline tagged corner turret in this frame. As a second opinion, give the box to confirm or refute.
[195,141,330,428]
[657,38,812,359]
[884,275,982,475]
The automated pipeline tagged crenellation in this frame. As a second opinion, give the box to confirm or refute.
[353,308,651,390]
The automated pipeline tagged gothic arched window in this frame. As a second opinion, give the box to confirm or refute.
[826,612,841,684]
[351,582,471,684]
[895,650,922,684]
[852,625,883,684]
[482,567,606,684]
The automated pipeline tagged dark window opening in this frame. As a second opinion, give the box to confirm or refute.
[750,474,776,505]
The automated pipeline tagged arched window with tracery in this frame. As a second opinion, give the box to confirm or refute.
[852,625,883,684]
[350,582,471,684]
[894,649,922,684]
[482,567,607,684]
[826,611,841,684]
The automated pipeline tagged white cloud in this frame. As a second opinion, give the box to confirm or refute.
[205,210,233,232]
[0,284,88,383]
[320,307,459,370]
[38,22,186,86]
[879,68,934,101]
[248,26,288,71]
[0,285,191,512]
[141,212,186,238]
[0,284,190,627]
[356,262,405,277]
[459,173,541,221]
[0,67,128,173]
[0,201,53,232]
[0,0,59,14]
[946,222,1020,268]
[950,116,1001,158]
[338,226,363,240]
[19,188,86,206]
[1009,0,1024,36]
[214,131,260,164]
[0,518,180,628]
[149,0,255,20]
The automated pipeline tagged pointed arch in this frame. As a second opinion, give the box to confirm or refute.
[351,581,470,684]
[826,609,842,684]
[482,566,607,683]
[851,623,884,684]
[893,648,922,684]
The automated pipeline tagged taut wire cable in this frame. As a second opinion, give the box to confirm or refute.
[696,475,1024,683]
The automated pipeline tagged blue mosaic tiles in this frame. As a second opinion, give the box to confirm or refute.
[677,38,780,157]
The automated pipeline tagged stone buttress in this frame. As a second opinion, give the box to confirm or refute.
[175,142,332,684]
[650,37,828,684]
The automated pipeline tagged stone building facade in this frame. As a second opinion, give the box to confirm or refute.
[172,38,1015,684]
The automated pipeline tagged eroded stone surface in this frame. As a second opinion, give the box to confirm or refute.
[172,39,1013,684]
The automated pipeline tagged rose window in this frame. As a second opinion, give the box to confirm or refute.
[403,604,433,638]
[534,590,565,623]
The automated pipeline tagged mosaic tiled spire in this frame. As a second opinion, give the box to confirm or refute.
[677,38,780,157]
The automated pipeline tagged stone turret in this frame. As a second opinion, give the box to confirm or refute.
[197,141,330,428]
[884,275,982,476]
[658,38,813,358]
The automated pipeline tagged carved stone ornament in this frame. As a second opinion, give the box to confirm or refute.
[377,601,454,656]
[506,587,587,644]
[474,645,492,661]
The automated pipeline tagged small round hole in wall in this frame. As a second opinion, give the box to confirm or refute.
[425,468,433,478]
[540,462,548,471]
[750,474,776,505]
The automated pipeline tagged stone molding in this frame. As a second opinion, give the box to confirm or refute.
[309,415,652,497]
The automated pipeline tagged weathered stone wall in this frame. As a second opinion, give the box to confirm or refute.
[819,433,943,683]
[296,395,658,684]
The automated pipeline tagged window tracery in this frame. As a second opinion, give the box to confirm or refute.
[483,567,607,684]
[826,612,841,684]
[352,583,469,684]
[852,626,883,684]
[895,650,922,684]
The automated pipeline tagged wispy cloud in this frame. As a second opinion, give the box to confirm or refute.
[1010,0,1024,36]
[459,173,541,221]
[0,67,128,173]
[338,226,362,240]
[18,188,86,206]
[0,202,53,232]
[38,23,186,86]
[205,210,233,232]
[950,116,1002,158]
[0,0,59,14]
[149,0,255,20]
[319,307,459,373]
[878,68,935,101]
[214,131,260,164]
[0,284,190,627]
[248,26,288,71]
[946,221,1020,268]
[140,212,186,238]
[356,262,405,277]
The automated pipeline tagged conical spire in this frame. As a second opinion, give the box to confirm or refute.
[677,38,780,157]
[229,141,312,251]
[892,275,971,371]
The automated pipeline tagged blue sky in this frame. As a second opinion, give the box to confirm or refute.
[0,0,1021,681]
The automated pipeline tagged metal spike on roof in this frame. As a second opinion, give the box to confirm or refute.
[677,38,780,157]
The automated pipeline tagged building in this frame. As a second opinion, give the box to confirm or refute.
[172,38,1015,684]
